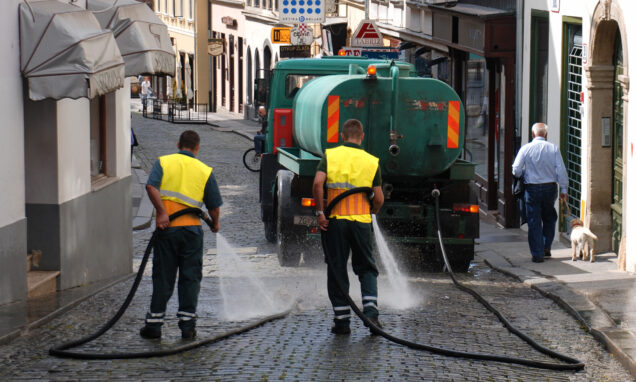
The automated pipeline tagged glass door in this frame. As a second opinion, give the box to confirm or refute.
[611,34,624,252]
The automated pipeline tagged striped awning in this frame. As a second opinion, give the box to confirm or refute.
[19,1,125,101]
[87,0,175,77]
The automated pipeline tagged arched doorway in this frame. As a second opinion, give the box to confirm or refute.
[247,47,253,106]
[586,1,629,254]
[264,45,272,74]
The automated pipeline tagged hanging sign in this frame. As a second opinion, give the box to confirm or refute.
[280,45,311,58]
[290,23,314,45]
[271,27,291,44]
[279,0,325,24]
[208,38,223,56]
[351,20,383,47]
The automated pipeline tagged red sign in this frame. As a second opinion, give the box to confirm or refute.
[351,20,383,47]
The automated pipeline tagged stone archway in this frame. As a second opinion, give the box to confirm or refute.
[585,0,629,253]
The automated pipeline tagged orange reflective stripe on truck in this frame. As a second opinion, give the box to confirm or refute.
[327,95,339,143]
[447,100,460,149]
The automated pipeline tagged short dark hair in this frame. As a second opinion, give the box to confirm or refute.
[341,119,363,140]
[179,130,200,150]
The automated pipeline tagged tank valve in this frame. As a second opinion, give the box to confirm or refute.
[388,144,400,157]
[382,183,394,199]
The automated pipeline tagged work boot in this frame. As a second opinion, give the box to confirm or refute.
[330,324,351,335]
[544,249,552,258]
[181,328,197,340]
[365,317,383,335]
[139,325,161,339]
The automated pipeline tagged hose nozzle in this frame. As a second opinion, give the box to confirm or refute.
[431,188,440,198]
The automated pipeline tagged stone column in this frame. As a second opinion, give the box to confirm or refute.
[584,65,614,252]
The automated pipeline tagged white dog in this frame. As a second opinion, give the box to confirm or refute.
[570,219,598,262]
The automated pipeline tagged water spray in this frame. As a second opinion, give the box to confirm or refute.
[321,187,585,371]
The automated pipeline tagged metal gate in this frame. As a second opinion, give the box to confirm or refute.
[564,32,583,222]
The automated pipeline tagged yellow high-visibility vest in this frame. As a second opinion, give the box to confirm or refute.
[159,153,212,227]
[326,145,378,223]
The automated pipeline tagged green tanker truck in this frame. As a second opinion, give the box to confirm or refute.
[257,57,479,272]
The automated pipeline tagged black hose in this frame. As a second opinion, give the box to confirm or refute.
[321,188,585,371]
[49,208,290,359]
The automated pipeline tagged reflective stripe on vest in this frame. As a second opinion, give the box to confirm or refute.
[159,153,212,227]
[325,145,378,223]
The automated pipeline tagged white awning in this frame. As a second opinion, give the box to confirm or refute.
[19,1,125,101]
[87,0,175,77]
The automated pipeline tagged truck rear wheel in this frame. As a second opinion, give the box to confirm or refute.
[264,220,276,243]
[443,244,474,273]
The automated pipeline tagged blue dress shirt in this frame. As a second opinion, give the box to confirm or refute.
[512,137,569,193]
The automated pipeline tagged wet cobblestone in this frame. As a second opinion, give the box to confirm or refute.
[0,115,632,381]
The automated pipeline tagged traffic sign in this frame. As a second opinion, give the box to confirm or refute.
[290,23,313,45]
[351,20,383,47]
[271,27,291,44]
[278,0,325,24]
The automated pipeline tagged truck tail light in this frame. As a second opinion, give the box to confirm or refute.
[301,198,315,207]
[453,204,479,214]
[273,108,293,154]
[366,65,377,79]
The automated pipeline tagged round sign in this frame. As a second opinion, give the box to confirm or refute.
[290,24,313,45]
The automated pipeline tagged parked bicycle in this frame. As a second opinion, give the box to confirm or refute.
[242,147,261,172]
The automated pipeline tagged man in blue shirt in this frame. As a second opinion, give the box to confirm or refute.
[512,123,568,263]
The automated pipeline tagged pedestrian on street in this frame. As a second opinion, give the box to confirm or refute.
[139,130,222,340]
[140,76,152,112]
[312,119,384,335]
[512,123,568,263]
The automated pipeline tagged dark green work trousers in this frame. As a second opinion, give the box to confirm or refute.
[146,226,203,331]
[325,219,379,326]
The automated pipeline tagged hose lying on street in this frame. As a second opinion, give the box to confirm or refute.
[49,208,290,360]
[321,187,585,371]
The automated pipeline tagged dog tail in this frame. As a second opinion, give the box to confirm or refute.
[590,232,598,241]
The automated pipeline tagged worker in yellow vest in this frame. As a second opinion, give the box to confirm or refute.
[139,130,222,340]
[312,119,384,335]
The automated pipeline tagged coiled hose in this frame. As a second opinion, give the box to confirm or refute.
[49,208,290,360]
[320,187,585,371]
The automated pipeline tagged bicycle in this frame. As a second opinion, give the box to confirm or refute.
[243,147,261,172]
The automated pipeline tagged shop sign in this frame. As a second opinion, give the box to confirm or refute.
[280,45,311,58]
[351,20,383,47]
[208,38,224,56]
[271,27,291,44]
[339,46,399,59]
[221,16,237,28]
[290,24,313,45]
[278,0,325,24]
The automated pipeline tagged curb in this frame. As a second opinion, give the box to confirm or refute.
[0,273,135,346]
[479,251,636,377]
[207,123,255,141]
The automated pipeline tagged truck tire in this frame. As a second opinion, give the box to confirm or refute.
[276,170,301,267]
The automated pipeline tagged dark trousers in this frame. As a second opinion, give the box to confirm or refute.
[325,219,379,325]
[524,183,558,260]
[146,227,203,331]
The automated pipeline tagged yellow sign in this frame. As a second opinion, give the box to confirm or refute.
[271,28,291,44]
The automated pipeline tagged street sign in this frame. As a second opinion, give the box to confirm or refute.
[207,38,223,56]
[278,0,325,24]
[290,23,313,45]
[271,27,291,44]
[351,20,383,47]
[280,45,311,58]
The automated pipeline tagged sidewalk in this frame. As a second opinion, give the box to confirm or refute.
[476,221,636,376]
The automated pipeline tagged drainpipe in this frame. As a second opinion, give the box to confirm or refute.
[389,63,401,156]
[515,0,524,151]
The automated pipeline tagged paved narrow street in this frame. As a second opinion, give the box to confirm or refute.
[0,115,633,381]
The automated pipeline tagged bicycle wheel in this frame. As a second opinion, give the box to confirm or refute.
[243,148,261,172]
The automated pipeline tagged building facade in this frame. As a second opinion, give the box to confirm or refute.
[520,0,633,271]
[1,0,173,306]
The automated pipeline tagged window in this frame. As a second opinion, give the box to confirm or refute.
[285,74,320,98]
[529,12,549,128]
[171,0,175,16]
[188,0,193,19]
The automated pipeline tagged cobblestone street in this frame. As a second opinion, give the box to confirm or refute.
[0,115,633,381]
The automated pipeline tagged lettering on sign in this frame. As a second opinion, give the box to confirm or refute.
[207,38,224,56]
[351,20,383,47]
[280,45,311,58]
[271,27,291,44]
[221,16,237,28]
